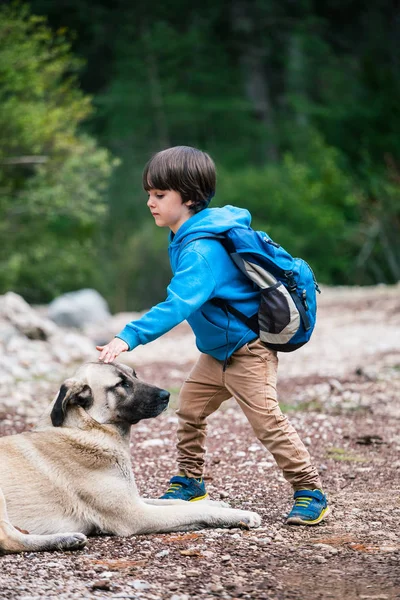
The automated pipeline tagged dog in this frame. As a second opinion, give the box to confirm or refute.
[0,361,261,554]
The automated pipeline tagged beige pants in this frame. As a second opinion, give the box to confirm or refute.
[176,338,322,491]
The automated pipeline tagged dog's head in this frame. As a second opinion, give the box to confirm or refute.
[49,362,170,429]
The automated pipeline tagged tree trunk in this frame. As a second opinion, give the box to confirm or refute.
[142,28,170,149]
[231,0,278,163]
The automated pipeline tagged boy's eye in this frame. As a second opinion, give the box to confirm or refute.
[156,193,164,199]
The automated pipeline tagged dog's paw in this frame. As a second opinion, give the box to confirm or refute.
[237,511,262,529]
[57,533,87,551]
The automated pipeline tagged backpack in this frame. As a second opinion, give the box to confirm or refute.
[190,227,320,352]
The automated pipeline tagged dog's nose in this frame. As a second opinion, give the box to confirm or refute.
[158,390,170,402]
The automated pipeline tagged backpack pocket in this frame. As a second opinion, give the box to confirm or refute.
[258,283,300,345]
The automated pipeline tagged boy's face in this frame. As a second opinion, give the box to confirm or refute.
[147,189,193,233]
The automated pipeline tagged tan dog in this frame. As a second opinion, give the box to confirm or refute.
[0,362,261,554]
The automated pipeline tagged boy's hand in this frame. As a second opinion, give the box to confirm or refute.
[96,338,129,363]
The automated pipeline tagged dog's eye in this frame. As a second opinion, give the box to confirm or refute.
[119,380,130,390]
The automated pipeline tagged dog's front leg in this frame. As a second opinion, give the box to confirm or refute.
[129,501,261,535]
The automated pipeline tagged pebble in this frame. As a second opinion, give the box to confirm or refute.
[209,584,224,593]
[140,438,165,448]
[313,543,339,554]
[221,554,231,562]
[155,549,170,558]
[130,580,150,590]
[186,569,200,577]
[256,537,272,545]
[91,580,112,591]
[168,582,180,590]
[248,444,261,452]
[314,555,328,563]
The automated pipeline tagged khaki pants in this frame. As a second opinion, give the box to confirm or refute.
[176,338,322,491]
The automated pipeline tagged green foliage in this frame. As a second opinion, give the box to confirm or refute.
[109,223,172,313]
[355,165,400,283]
[218,133,361,284]
[0,3,116,302]
[1,1,400,309]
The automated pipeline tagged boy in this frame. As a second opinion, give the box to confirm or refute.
[97,146,330,525]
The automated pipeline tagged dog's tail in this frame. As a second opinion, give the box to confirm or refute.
[0,489,87,555]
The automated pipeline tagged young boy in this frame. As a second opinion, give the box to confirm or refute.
[97,145,330,525]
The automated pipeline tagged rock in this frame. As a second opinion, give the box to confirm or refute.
[91,580,112,591]
[258,461,274,468]
[186,569,200,577]
[314,555,328,563]
[313,543,339,554]
[140,438,165,448]
[329,379,343,392]
[248,444,261,452]
[0,322,20,344]
[168,582,180,590]
[48,288,110,328]
[130,580,150,590]
[221,554,231,562]
[209,583,224,593]
[155,549,169,558]
[0,292,56,340]
[256,537,272,545]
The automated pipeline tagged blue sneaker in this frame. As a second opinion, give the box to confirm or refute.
[160,475,208,502]
[286,489,331,525]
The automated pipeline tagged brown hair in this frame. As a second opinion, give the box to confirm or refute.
[143,146,216,213]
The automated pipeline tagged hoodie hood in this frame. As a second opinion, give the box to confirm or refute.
[169,205,252,247]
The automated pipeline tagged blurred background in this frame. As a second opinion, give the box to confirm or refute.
[0,0,399,312]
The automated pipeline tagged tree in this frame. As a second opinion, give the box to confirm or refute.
[0,3,116,302]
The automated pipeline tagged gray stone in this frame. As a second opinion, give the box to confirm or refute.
[48,288,110,328]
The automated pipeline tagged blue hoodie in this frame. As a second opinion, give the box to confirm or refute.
[116,205,259,361]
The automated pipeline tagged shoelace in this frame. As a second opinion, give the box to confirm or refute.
[166,483,183,492]
[294,497,313,508]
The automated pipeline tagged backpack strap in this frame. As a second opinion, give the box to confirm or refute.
[180,234,226,251]
[181,233,260,334]
[211,298,259,335]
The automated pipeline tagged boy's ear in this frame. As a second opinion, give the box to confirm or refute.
[50,379,93,427]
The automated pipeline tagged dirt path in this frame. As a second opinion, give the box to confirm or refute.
[0,285,399,600]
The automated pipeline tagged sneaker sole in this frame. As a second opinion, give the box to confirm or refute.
[189,493,209,502]
[286,505,331,526]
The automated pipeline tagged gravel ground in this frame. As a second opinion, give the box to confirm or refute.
[0,284,400,600]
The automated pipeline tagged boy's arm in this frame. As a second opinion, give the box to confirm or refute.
[98,249,216,362]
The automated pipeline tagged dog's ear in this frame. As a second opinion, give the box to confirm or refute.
[50,379,93,427]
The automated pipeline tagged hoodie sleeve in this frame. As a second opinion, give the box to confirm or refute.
[115,248,216,350]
